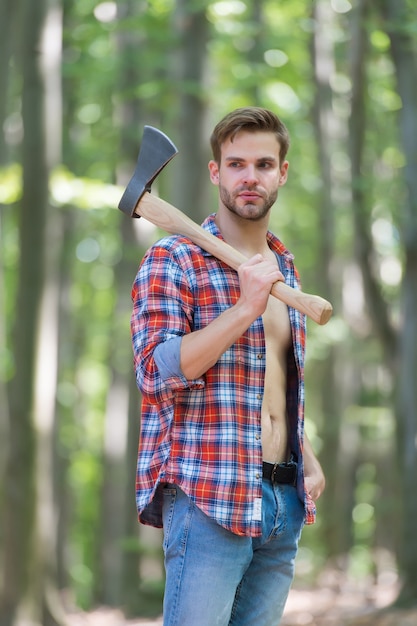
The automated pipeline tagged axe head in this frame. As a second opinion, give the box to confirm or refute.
[118,125,178,217]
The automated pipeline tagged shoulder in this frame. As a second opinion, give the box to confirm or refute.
[142,214,218,264]
[143,234,207,264]
[138,235,211,289]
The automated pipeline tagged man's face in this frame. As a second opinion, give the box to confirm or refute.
[208,131,288,221]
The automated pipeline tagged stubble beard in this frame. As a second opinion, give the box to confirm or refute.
[219,184,278,222]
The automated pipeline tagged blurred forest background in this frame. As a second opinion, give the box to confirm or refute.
[1,0,417,625]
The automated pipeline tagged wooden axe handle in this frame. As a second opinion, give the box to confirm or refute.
[135,192,333,325]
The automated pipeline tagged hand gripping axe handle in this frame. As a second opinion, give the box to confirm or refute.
[119,126,333,325]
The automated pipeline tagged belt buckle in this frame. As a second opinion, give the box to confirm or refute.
[271,460,297,485]
[271,463,279,483]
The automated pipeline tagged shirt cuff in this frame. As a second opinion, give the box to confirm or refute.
[154,336,183,381]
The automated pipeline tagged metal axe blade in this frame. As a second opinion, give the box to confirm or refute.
[118,125,178,217]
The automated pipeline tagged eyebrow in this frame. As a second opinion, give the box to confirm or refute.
[224,156,278,163]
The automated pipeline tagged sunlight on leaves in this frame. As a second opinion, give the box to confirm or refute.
[379,257,402,287]
[70,562,93,586]
[307,317,350,361]
[231,64,251,79]
[264,49,289,68]
[51,167,122,209]
[329,73,351,94]
[353,502,374,525]
[345,406,394,439]
[76,237,101,263]
[3,112,23,146]
[77,103,102,124]
[0,164,22,203]
[369,85,402,111]
[210,1,246,18]
[382,146,406,169]
[93,2,117,23]
[89,265,114,290]
[331,0,352,14]
[371,30,390,52]
[57,381,79,408]
[76,360,109,398]
[264,82,301,113]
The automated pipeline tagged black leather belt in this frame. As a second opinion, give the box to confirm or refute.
[262,459,297,485]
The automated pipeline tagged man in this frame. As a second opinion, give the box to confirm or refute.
[131,107,325,626]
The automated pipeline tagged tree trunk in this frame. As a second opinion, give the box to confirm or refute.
[378,0,417,606]
[54,209,77,593]
[246,0,265,104]
[0,0,14,164]
[170,0,210,223]
[1,0,67,624]
[121,370,146,617]
[1,0,49,621]
[34,209,68,626]
[96,0,151,608]
[309,0,348,557]
[97,216,140,607]
[349,0,396,358]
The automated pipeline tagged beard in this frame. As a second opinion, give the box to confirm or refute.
[219,183,278,221]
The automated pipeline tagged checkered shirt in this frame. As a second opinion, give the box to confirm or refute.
[131,214,316,537]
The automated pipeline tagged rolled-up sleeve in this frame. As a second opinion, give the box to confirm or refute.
[131,241,204,404]
[154,336,182,380]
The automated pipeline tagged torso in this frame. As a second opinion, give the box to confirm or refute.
[261,256,292,464]
[214,209,293,464]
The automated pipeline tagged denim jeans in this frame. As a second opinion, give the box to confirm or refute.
[161,479,305,626]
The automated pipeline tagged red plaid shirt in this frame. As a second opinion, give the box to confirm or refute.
[131,214,316,537]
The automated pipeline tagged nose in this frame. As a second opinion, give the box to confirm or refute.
[242,165,259,186]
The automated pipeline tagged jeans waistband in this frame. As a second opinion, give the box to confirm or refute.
[262,458,297,485]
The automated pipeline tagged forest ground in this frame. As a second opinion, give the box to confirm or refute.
[35,566,417,626]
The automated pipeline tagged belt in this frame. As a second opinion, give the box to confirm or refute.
[262,459,297,485]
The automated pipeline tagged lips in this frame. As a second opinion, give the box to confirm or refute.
[238,190,262,201]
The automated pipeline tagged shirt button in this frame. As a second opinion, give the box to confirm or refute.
[255,434,261,440]
[257,353,264,359]
[257,394,262,400]
[256,473,261,479]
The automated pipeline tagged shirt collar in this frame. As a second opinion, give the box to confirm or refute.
[201,213,294,261]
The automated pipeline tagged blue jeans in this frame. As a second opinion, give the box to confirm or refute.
[161,479,305,626]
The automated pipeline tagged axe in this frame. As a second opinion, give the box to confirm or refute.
[119,126,333,326]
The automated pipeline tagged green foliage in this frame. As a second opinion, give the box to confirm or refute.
[0,164,22,204]
[2,0,416,616]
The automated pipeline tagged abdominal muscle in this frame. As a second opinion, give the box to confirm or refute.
[261,293,292,464]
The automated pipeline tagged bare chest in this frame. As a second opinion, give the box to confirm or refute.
[261,295,292,462]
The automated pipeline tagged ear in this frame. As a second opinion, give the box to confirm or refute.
[208,160,220,185]
[279,160,289,186]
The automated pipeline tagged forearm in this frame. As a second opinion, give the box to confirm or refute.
[180,300,257,379]
[180,254,284,380]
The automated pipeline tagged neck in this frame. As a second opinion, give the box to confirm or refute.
[215,209,271,257]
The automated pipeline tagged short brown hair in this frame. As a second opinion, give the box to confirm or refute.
[210,107,290,164]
